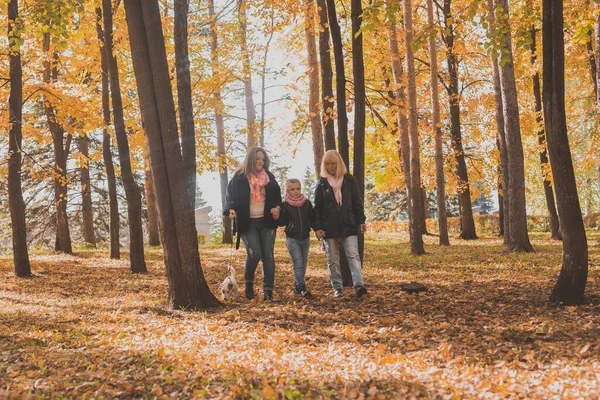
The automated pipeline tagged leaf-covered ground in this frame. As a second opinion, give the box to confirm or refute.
[1,232,599,399]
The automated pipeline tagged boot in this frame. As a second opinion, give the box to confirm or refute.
[263,290,274,302]
[245,282,255,300]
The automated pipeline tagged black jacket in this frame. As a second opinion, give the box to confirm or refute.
[223,171,282,234]
[278,200,319,240]
[313,174,365,239]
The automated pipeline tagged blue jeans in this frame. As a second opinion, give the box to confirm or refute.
[323,236,364,290]
[241,218,276,291]
[286,237,310,288]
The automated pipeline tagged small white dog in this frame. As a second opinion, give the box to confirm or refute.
[219,265,239,301]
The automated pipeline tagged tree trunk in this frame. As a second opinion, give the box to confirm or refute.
[543,0,588,305]
[259,9,274,148]
[77,136,97,247]
[444,0,477,241]
[124,0,220,309]
[595,10,600,112]
[426,0,449,245]
[145,158,160,246]
[352,0,365,197]
[530,26,561,240]
[237,0,257,148]
[42,33,73,254]
[305,0,325,176]
[8,0,31,277]
[208,0,233,244]
[326,0,349,167]
[586,34,597,98]
[174,0,196,210]
[96,7,120,259]
[496,0,532,252]
[317,0,336,151]
[404,0,425,254]
[103,0,147,273]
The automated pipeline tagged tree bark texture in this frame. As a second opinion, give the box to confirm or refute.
[259,9,274,147]
[77,136,97,247]
[496,0,532,252]
[103,0,147,273]
[404,0,425,254]
[595,10,600,112]
[543,0,588,305]
[144,158,160,246]
[8,0,31,277]
[444,0,477,241]
[352,0,366,198]
[316,0,336,151]
[237,0,257,148]
[326,0,349,167]
[586,35,597,98]
[124,0,220,309]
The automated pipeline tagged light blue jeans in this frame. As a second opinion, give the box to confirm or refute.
[241,218,276,291]
[286,237,310,288]
[323,236,364,290]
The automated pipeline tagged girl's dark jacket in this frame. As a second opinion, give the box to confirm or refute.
[223,170,282,237]
[278,200,320,240]
[314,174,365,239]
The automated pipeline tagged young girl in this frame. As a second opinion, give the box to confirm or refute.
[279,179,319,298]
[314,150,368,298]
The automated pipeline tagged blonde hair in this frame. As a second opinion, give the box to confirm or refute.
[238,147,270,177]
[320,150,347,178]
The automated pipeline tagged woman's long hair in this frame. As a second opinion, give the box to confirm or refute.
[238,146,270,177]
[320,150,347,178]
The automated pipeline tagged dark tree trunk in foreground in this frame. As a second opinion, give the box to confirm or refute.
[77,136,97,247]
[124,0,220,308]
[595,12,600,112]
[543,0,588,305]
[444,0,476,240]
[317,0,336,151]
[326,0,349,167]
[8,0,31,277]
[145,159,160,246]
[208,0,232,244]
[352,0,365,197]
[103,0,147,273]
[530,26,561,240]
[96,7,120,259]
[174,0,197,210]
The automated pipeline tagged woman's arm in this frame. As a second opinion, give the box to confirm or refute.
[223,175,237,217]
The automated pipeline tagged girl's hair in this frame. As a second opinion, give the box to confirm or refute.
[320,150,347,178]
[286,178,301,187]
[238,146,270,177]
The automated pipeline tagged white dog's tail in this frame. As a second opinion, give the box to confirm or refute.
[228,265,236,279]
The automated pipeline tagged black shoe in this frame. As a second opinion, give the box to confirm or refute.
[333,289,343,298]
[295,285,312,298]
[355,285,368,298]
[263,290,274,302]
[245,282,255,300]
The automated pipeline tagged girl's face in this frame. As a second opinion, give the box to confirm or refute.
[255,151,265,172]
[287,182,302,199]
[325,159,337,176]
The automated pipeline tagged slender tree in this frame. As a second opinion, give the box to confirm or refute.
[238,0,257,147]
[103,0,147,273]
[595,9,600,112]
[317,0,336,150]
[543,0,588,304]
[259,7,274,147]
[352,0,366,197]
[144,157,160,246]
[77,135,97,247]
[8,0,31,277]
[124,0,220,308]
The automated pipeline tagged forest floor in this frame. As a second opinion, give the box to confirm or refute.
[1,231,600,399]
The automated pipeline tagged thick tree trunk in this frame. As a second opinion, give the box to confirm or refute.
[145,159,160,246]
[326,0,349,167]
[595,11,600,112]
[208,0,233,244]
[42,33,73,254]
[174,0,196,209]
[444,0,477,241]
[543,0,588,305]
[530,26,561,240]
[103,0,147,273]
[317,0,336,151]
[237,0,257,148]
[124,0,220,309]
[496,0,532,252]
[427,0,449,245]
[77,136,97,247]
[352,0,365,197]
[305,0,325,176]
[96,7,120,259]
[404,0,425,254]
[8,0,31,277]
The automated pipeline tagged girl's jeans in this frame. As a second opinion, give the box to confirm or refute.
[285,237,310,288]
[241,218,276,291]
[323,235,364,290]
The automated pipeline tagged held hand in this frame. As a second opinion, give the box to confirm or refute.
[270,206,281,220]
[360,224,367,234]
[229,209,237,220]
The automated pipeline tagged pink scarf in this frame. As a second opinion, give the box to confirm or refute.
[285,193,307,207]
[325,175,343,206]
[248,169,270,204]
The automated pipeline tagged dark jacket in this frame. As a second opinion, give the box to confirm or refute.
[314,174,365,239]
[223,170,282,234]
[278,199,319,240]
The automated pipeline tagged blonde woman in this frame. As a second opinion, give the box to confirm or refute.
[224,147,282,301]
[314,150,368,298]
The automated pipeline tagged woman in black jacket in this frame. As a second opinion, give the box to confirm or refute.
[224,147,281,301]
[314,150,368,298]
